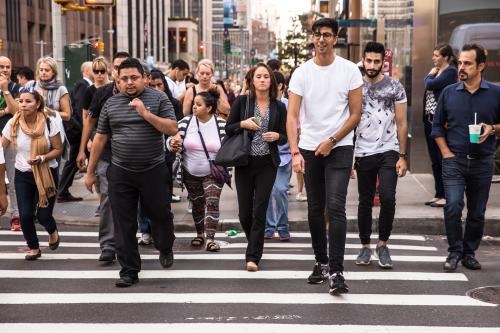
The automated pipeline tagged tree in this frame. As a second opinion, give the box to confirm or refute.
[277,16,309,69]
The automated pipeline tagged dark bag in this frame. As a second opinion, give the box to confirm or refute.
[195,118,232,188]
[214,96,250,167]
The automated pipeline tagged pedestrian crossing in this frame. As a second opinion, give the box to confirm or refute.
[0,228,498,331]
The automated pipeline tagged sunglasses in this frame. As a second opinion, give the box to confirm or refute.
[19,86,36,93]
[93,69,107,75]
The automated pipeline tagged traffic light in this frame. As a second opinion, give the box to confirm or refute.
[84,0,116,6]
[199,43,204,55]
[92,40,104,54]
[0,39,3,50]
[223,40,231,55]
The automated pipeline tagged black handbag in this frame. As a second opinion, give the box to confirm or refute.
[196,118,232,188]
[214,96,250,167]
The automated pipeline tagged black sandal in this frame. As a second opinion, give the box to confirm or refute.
[206,241,220,252]
[191,236,204,247]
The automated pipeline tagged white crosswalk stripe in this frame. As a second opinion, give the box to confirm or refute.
[0,227,497,331]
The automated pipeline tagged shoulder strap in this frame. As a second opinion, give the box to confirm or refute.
[189,86,197,115]
[195,117,211,161]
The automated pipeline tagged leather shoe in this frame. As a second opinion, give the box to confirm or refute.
[57,194,83,203]
[159,250,174,268]
[461,255,482,270]
[99,250,116,262]
[115,276,139,287]
[25,249,41,261]
[443,254,460,271]
[48,230,60,250]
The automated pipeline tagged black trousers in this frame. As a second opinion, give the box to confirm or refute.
[355,150,399,245]
[108,163,175,278]
[424,119,445,198]
[58,140,81,197]
[235,155,277,264]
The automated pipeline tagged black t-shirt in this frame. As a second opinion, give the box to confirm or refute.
[88,82,117,162]
[82,85,97,111]
[0,82,20,131]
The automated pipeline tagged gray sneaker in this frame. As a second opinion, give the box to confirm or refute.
[355,247,372,265]
[375,245,393,268]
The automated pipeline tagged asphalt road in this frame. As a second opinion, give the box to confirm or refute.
[0,224,499,332]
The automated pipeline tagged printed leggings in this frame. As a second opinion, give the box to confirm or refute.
[183,170,224,240]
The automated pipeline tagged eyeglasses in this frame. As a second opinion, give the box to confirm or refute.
[313,32,335,40]
[19,86,36,93]
[119,75,141,83]
[93,69,106,75]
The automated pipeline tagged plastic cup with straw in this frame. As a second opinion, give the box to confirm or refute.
[469,112,481,143]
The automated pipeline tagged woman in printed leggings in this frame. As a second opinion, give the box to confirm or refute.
[168,89,227,251]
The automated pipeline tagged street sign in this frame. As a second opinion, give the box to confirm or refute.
[84,0,115,6]
[231,51,242,56]
[383,49,393,77]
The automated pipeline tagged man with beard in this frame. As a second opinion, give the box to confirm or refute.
[353,42,408,269]
[431,44,500,271]
[85,58,178,287]
[287,18,362,295]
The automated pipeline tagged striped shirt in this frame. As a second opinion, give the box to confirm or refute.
[97,87,176,172]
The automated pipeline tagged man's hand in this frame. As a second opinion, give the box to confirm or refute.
[129,98,149,118]
[442,151,456,159]
[292,153,305,173]
[478,123,494,144]
[76,151,87,170]
[0,73,9,91]
[84,172,97,193]
[314,139,334,157]
[0,193,8,216]
[396,158,408,177]
[170,133,183,152]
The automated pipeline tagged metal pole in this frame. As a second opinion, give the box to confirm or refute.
[239,25,243,82]
[51,2,67,82]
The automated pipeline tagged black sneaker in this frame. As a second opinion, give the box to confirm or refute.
[115,275,139,288]
[443,253,460,271]
[307,262,329,284]
[98,250,116,262]
[461,255,481,270]
[159,250,174,268]
[328,271,349,295]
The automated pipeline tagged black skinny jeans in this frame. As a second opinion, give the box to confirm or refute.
[15,168,59,249]
[355,150,399,245]
[301,146,353,273]
[424,118,445,198]
[107,163,175,278]
[235,155,277,264]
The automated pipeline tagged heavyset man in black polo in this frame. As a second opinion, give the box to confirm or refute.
[85,58,178,287]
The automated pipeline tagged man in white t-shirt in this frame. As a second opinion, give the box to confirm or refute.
[354,42,408,270]
[287,18,363,295]
[0,144,8,215]
[165,59,190,100]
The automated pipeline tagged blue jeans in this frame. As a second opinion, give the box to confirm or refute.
[15,168,59,249]
[301,146,353,273]
[138,203,151,234]
[266,160,292,236]
[442,155,494,256]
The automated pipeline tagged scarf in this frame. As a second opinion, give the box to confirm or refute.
[36,79,62,110]
[10,112,56,208]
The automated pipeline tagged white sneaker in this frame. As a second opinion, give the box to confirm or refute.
[171,194,181,203]
[187,200,193,213]
[138,233,152,246]
[296,192,307,202]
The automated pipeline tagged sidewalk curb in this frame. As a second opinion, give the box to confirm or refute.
[4,216,500,236]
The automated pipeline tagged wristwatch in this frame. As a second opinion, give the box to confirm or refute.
[490,124,497,136]
[2,90,10,96]
[328,136,338,145]
[399,153,408,159]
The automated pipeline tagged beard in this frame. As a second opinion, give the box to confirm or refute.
[459,71,469,81]
[365,67,382,79]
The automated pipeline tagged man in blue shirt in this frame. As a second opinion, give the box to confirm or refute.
[431,44,500,271]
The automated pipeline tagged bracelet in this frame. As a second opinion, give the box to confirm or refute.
[292,151,300,157]
[491,124,497,136]
[399,153,408,159]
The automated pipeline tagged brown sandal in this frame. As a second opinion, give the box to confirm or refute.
[206,241,220,252]
[191,236,204,247]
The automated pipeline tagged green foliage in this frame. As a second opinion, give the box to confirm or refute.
[277,16,309,69]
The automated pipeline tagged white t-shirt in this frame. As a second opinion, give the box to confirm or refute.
[165,76,180,99]
[2,117,60,172]
[183,117,221,177]
[355,76,407,157]
[288,56,363,150]
[0,143,5,164]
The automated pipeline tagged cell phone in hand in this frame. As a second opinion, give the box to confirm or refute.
[253,117,261,126]
[29,157,42,164]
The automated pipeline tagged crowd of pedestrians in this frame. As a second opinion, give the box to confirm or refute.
[0,17,498,295]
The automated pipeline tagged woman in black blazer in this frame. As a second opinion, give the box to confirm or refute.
[225,63,287,271]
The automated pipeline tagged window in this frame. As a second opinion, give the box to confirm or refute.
[319,1,329,14]
[168,28,177,53]
[179,29,188,53]
[39,0,44,9]
[6,0,21,42]
[27,0,33,7]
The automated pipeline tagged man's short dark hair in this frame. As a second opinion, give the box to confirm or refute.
[118,58,145,76]
[311,18,339,36]
[461,44,487,66]
[363,42,385,59]
[16,66,35,81]
[273,71,285,86]
[171,59,190,71]
[113,51,130,61]
[267,59,282,71]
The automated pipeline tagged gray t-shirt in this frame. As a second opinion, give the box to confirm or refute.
[355,75,407,157]
[96,88,176,172]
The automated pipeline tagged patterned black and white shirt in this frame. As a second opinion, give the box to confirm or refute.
[249,103,270,156]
